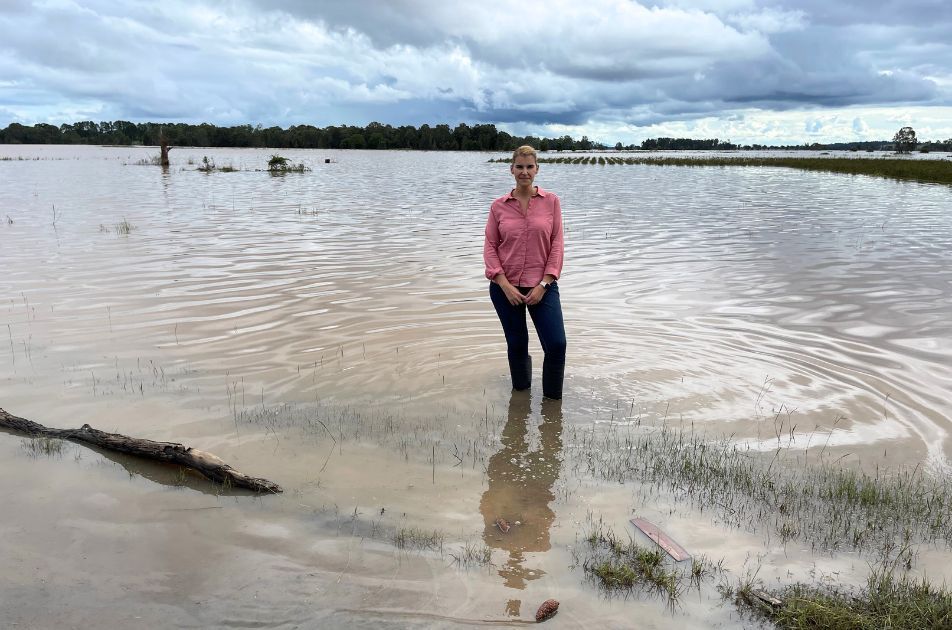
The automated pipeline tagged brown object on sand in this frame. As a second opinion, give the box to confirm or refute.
[535,599,559,622]
[0,408,282,493]
[495,517,511,533]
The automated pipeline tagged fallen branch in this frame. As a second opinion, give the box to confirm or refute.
[740,588,785,611]
[0,408,282,493]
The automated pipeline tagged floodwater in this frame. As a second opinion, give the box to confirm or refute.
[1,145,951,628]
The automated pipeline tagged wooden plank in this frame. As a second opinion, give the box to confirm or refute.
[630,517,691,561]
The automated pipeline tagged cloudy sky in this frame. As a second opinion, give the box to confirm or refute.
[1,0,951,145]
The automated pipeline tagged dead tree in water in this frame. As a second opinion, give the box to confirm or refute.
[0,408,282,493]
[160,136,171,167]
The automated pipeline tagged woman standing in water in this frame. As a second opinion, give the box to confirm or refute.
[484,145,566,399]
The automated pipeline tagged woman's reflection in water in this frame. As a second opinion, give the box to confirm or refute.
[479,390,564,600]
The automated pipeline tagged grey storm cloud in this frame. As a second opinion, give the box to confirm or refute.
[758,0,952,28]
[1,0,950,142]
[251,0,951,107]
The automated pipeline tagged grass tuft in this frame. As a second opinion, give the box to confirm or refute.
[733,568,952,629]
[580,522,721,603]
[268,154,309,173]
[115,218,135,234]
[449,540,493,567]
[194,156,237,172]
[394,527,444,552]
[21,437,66,457]
[133,154,162,166]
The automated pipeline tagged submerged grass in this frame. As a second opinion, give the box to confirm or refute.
[579,521,722,603]
[268,163,309,174]
[571,422,952,565]
[731,568,952,629]
[489,155,952,185]
[449,540,493,567]
[115,218,135,234]
[229,390,950,571]
[227,393,950,614]
[20,437,66,457]
[132,155,162,166]
[194,156,238,172]
[394,526,445,552]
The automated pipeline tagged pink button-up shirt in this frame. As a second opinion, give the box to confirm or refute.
[484,186,564,287]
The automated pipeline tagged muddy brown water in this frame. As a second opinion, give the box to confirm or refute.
[1,145,951,628]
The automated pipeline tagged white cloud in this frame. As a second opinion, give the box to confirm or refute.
[727,7,807,33]
[658,0,756,13]
[523,105,952,146]
[0,0,950,144]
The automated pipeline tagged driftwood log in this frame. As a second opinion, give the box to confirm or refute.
[0,408,282,493]
[740,588,785,611]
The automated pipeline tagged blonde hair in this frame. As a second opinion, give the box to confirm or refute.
[511,145,538,164]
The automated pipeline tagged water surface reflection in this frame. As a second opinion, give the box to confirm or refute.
[480,392,563,596]
[1,147,950,469]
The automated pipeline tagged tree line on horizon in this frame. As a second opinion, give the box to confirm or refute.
[1,120,950,152]
[0,120,605,152]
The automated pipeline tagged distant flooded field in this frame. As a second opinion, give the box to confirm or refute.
[2,145,951,628]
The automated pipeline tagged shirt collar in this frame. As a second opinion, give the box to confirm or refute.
[506,186,547,201]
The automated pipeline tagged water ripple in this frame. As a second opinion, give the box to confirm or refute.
[1,146,951,468]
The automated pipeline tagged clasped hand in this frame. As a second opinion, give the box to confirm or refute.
[503,284,545,306]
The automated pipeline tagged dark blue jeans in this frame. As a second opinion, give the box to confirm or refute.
[490,282,566,399]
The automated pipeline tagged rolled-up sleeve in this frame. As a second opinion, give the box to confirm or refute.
[483,206,504,281]
[543,196,564,280]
